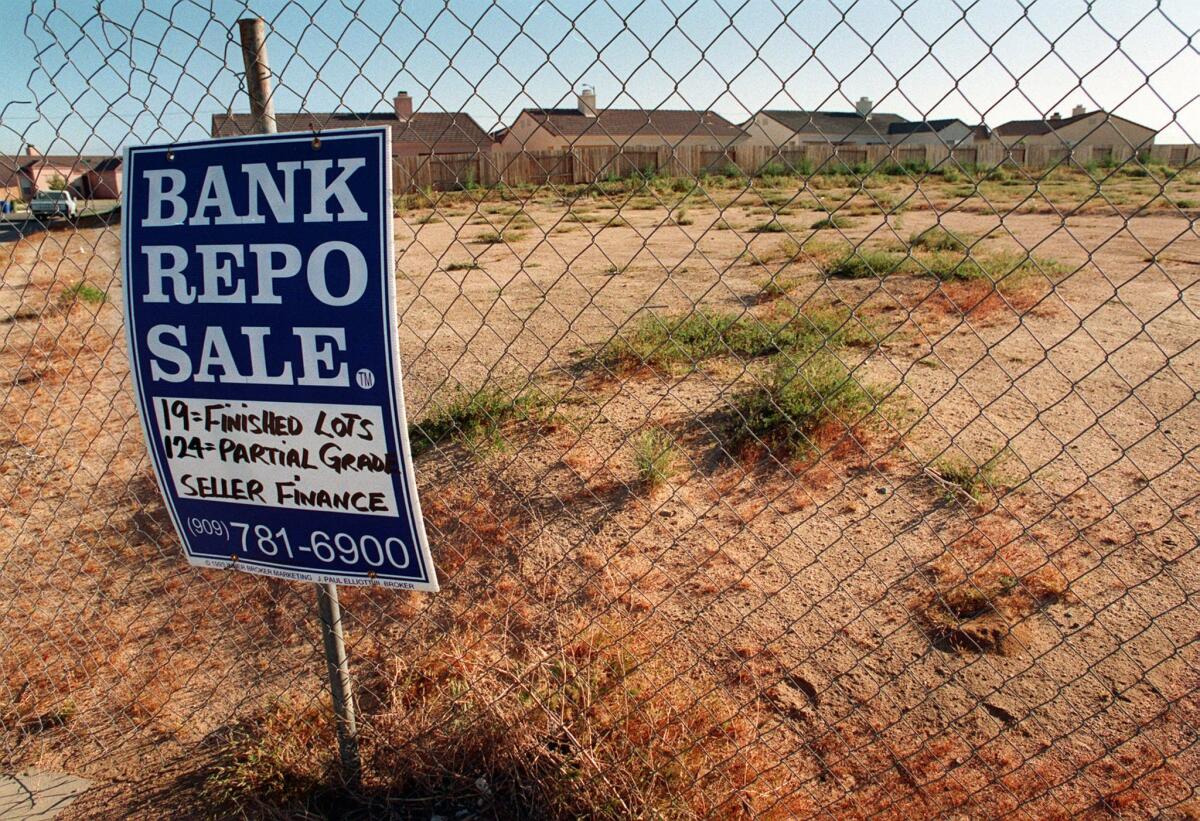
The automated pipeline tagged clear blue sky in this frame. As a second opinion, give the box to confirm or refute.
[3,0,1198,155]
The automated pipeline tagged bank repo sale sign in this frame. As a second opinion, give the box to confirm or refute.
[122,127,437,590]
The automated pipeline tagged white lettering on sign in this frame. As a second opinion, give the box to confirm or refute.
[140,159,367,228]
[138,232,369,385]
[143,324,348,386]
[123,128,438,591]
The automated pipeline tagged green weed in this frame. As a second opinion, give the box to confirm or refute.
[823,250,907,279]
[750,219,787,234]
[67,281,107,304]
[913,251,1064,283]
[409,386,544,455]
[909,225,975,252]
[933,449,1009,502]
[734,353,876,454]
[633,428,680,488]
[474,230,524,245]
[600,307,869,372]
[811,215,853,230]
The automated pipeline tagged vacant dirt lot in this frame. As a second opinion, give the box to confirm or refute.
[2,167,1198,817]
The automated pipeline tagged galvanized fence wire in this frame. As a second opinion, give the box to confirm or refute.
[2,0,1199,817]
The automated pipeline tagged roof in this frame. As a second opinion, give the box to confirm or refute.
[0,155,38,176]
[0,154,120,179]
[887,118,965,135]
[759,109,908,140]
[211,111,492,152]
[994,111,1094,137]
[993,110,1156,139]
[518,107,744,140]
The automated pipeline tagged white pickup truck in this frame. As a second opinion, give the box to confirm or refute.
[30,190,79,220]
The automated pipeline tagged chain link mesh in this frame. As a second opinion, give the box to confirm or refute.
[2,1,1198,817]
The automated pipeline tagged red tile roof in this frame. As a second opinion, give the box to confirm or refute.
[211,111,491,155]
[519,108,743,142]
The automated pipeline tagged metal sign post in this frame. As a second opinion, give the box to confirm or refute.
[123,12,439,790]
[238,16,361,785]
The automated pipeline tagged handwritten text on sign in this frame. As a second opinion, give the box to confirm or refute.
[122,128,437,590]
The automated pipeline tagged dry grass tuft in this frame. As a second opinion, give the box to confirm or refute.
[197,623,796,818]
[913,522,1071,653]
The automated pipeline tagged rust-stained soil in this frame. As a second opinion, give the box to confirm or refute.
[1,179,1197,817]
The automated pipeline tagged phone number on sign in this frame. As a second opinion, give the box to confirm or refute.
[185,517,412,569]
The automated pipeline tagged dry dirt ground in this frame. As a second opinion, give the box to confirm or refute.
[1,170,1198,818]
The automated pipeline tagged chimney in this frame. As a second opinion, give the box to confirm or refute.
[25,144,39,157]
[394,91,412,120]
[855,96,873,118]
[1050,111,1062,121]
[1071,104,1086,118]
[578,84,597,117]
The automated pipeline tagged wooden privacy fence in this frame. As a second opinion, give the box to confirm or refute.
[392,141,1200,192]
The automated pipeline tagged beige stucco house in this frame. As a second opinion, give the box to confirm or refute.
[738,98,907,147]
[494,87,744,152]
[994,106,1156,153]
[212,93,491,157]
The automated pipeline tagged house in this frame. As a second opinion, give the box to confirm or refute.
[994,106,1156,154]
[738,98,908,147]
[494,86,744,152]
[0,146,122,201]
[211,93,492,157]
[0,155,35,201]
[885,118,986,146]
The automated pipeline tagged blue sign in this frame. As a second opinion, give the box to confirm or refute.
[122,127,437,591]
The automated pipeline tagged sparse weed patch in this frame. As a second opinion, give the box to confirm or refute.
[66,281,106,304]
[909,225,975,252]
[445,261,480,271]
[913,251,1064,284]
[599,307,869,373]
[824,249,907,279]
[734,352,876,455]
[811,215,853,230]
[564,211,599,223]
[750,219,787,233]
[932,449,1009,502]
[474,229,525,245]
[756,275,794,301]
[409,386,545,455]
[633,428,680,488]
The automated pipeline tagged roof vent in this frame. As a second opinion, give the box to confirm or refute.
[1071,104,1086,118]
[1050,111,1062,121]
[855,96,874,118]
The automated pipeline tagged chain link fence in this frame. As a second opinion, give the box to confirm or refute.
[3,1,1198,817]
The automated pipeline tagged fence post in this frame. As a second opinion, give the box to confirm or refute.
[237,17,277,135]
[237,15,362,787]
